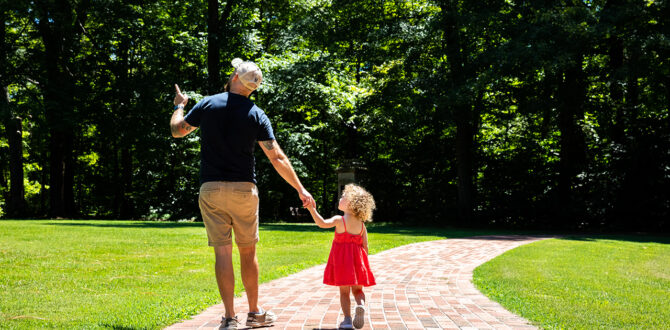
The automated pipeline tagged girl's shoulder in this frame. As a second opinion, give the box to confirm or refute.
[332,215,346,233]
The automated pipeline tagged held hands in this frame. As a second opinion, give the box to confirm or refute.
[299,188,316,209]
[174,84,188,107]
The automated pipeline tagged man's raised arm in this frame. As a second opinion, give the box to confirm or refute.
[170,84,197,138]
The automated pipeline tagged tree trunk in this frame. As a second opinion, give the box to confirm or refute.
[208,0,235,94]
[557,56,587,225]
[208,0,221,94]
[1,9,27,217]
[3,89,27,217]
[440,0,474,223]
[0,159,7,209]
[47,128,75,217]
[7,118,27,216]
[120,147,134,218]
[603,0,626,143]
[40,150,49,215]
[37,3,78,218]
[455,114,475,223]
[540,69,556,139]
[113,39,135,219]
[613,50,641,228]
[48,129,66,217]
[609,36,625,143]
[63,132,75,215]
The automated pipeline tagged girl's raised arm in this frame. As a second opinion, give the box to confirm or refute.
[306,206,340,228]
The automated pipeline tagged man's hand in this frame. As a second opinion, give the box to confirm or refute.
[170,84,197,138]
[299,188,315,209]
[174,84,188,106]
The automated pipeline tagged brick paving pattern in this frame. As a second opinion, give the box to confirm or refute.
[166,235,551,329]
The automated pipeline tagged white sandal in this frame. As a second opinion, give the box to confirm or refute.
[353,305,365,329]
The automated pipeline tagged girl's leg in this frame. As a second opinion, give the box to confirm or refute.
[352,286,366,329]
[351,285,366,306]
[339,286,352,317]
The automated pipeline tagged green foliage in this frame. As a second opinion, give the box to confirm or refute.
[1,0,668,229]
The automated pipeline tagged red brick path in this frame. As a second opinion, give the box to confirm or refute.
[166,235,551,329]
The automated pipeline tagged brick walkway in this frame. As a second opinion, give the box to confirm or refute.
[167,235,551,330]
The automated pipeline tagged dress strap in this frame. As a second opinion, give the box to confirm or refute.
[341,215,347,232]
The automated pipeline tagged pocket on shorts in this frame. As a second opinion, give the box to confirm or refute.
[200,182,221,193]
[229,185,258,215]
[232,189,250,195]
[231,189,253,203]
[230,183,256,196]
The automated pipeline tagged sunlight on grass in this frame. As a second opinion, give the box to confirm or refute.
[0,220,481,329]
[473,237,670,329]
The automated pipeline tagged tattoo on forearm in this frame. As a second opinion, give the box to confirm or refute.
[181,122,192,132]
[262,140,275,150]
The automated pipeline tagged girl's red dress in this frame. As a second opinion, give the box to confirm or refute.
[323,216,376,286]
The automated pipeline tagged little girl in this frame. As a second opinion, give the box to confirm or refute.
[306,184,376,329]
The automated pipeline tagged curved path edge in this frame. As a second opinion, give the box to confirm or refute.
[167,235,555,329]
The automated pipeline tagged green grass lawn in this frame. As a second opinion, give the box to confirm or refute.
[473,236,670,329]
[0,220,498,329]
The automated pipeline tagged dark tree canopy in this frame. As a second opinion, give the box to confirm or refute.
[1,0,668,231]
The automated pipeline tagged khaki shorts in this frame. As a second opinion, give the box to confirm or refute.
[198,181,260,247]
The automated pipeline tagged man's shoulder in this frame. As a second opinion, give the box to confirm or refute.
[191,92,223,107]
[206,92,229,104]
[224,93,266,119]
[249,104,271,124]
[249,103,265,114]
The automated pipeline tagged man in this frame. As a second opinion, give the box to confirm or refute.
[170,58,314,329]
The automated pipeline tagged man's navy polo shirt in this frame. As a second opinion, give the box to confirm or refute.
[184,92,275,184]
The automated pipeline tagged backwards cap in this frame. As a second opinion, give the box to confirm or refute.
[231,58,263,91]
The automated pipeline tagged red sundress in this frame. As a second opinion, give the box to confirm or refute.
[323,216,376,287]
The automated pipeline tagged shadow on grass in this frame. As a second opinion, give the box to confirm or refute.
[45,221,204,229]
[261,222,546,239]
[559,234,670,245]
[42,220,559,241]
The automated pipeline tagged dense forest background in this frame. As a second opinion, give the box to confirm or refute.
[1,0,668,230]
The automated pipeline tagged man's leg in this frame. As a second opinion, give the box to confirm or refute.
[238,245,259,313]
[228,182,261,313]
[214,245,236,318]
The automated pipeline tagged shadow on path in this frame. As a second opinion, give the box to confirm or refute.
[559,234,670,245]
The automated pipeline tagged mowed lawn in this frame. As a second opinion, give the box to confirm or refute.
[473,236,670,329]
[0,220,494,329]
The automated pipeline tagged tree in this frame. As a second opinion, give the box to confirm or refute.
[208,0,235,94]
[32,0,93,217]
[1,5,28,217]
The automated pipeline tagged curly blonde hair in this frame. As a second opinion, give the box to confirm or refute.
[343,184,376,222]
